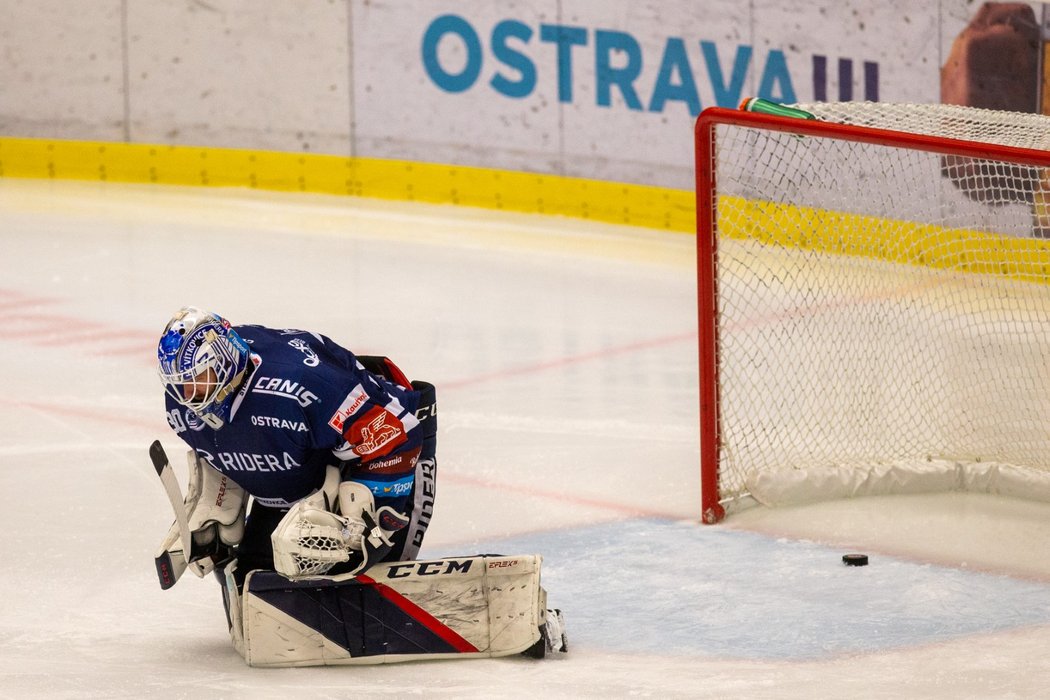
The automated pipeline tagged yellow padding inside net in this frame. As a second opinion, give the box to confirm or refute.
[719,194,1050,285]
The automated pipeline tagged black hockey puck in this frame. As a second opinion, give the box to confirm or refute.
[842,553,869,567]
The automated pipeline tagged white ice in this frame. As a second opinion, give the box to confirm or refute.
[2,179,1050,698]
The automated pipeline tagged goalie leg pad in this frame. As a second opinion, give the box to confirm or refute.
[237,554,552,667]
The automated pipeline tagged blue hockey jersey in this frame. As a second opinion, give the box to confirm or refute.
[163,325,423,512]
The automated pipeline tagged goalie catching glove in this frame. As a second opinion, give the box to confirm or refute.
[271,466,409,579]
[156,451,247,581]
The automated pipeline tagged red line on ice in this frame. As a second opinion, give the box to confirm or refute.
[437,329,697,391]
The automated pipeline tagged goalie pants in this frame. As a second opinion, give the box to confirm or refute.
[232,381,437,589]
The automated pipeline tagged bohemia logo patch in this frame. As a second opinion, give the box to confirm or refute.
[346,406,405,458]
[362,447,421,475]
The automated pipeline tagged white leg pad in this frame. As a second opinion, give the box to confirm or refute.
[235,554,549,666]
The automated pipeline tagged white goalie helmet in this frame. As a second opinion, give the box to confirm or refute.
[157,306,250,429]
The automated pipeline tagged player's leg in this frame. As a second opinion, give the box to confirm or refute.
[230,502,285,588]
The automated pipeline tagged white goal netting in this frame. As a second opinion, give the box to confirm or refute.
[702,102,1050,517]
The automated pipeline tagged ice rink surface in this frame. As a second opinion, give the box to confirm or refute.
[2,179,1050,698]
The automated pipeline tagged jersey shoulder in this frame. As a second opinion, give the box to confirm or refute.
[236,325,355,373]
[237,324,362,414]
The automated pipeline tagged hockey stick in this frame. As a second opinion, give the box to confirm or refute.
[150,440,192,589]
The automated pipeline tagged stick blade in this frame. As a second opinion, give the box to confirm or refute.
[155,550,187,590]
[149,440,167,475]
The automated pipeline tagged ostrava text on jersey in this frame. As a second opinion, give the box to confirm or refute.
[163,325,423,511]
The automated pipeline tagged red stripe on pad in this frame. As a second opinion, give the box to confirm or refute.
[355,574,480,653]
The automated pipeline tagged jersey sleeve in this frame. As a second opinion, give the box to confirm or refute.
[248,328,424,514]
[307,360,422,513]
[310,367,417,455]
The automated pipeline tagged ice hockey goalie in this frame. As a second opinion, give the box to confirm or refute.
[149,307,566,665]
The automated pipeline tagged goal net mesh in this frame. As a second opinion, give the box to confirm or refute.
[704,102,1050,515]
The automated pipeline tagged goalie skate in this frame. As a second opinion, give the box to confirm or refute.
[522,608,567,658]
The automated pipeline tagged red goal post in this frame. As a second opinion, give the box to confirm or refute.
[695,103,1050,524]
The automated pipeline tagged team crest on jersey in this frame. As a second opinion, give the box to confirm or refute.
[347,406,406,458]
[287,338,320,367]
[184,409,207,432]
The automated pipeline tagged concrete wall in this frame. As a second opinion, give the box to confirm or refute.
[0,1,1041,190]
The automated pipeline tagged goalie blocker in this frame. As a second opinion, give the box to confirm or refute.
[219,553,567,666]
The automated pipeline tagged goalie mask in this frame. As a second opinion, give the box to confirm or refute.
[157,307,250,429]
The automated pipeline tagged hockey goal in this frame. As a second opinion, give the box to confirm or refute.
[696,102,1050,524]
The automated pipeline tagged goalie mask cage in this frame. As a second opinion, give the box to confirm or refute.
[696,102,1050,524]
